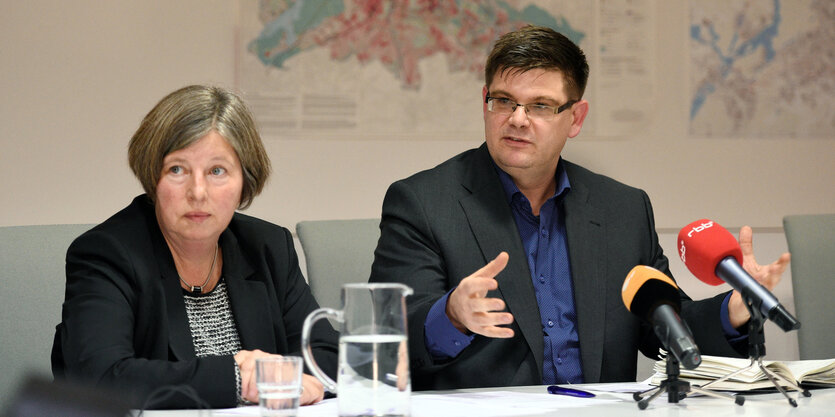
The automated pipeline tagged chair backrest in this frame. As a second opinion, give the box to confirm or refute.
[783,214,835,360]
[0,224,94,406]
[296,219,380,310]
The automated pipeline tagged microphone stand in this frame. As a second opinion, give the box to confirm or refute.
[633,354,742,410]
[698,299,811,407]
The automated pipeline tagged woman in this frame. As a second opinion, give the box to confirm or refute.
[52,85,338,409]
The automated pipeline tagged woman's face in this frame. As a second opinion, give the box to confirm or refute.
[155,131,243,245]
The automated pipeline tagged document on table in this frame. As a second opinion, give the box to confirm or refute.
[411,391,618,416]
[215,390,618,416]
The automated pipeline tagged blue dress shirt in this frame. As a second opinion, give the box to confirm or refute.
[495,160,583,384]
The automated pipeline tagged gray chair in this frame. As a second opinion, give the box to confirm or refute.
[783,214,835,360]
[296,219,380,310]
[0,224,94,406]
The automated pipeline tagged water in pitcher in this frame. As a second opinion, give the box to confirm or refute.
[337,334,410,417]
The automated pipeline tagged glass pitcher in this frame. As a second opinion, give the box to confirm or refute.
[302,283,413,417]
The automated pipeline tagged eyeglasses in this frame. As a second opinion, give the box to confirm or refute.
[485,95,577,120]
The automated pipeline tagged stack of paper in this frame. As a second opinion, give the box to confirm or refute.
[651,354,835,391]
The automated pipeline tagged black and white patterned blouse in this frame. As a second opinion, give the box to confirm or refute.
[183,279,244,403]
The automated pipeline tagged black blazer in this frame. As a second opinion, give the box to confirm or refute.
[370,144,742,390]
[52,195,338,408]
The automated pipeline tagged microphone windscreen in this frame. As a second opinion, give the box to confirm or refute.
[622,265,681,321]
[677,219,743,286]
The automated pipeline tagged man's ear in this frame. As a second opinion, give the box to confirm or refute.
[482,85,489,119]
[568,100,589,138]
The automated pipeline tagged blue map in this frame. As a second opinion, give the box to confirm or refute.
[689,0,834,136]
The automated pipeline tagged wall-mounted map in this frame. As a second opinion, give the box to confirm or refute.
[238,0,655,139]
[689,0,834,137]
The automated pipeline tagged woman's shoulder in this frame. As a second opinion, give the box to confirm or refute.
[227,212,293,247]
[66,196,162,281]
[72,195,157,248]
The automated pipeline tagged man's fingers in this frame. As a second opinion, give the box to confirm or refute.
[459,252,510,298]
[448,252,512,335]
[469,311,514,327]
[469,297,506,313]
[475,324,515,338]
[459,276,498,298]
[762,252,791,290]
[777,252,791,268]
[739,226,755,258]
[472,251,509,279]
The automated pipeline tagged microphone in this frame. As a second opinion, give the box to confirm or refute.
[678,219,799,332]
[622,265,701,369]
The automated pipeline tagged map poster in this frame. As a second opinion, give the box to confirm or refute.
[236,0,656,140]
[689,0,835,138]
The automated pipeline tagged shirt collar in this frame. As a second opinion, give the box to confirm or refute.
[494,158,571,206]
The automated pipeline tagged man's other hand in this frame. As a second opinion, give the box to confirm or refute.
[445,252,515,338]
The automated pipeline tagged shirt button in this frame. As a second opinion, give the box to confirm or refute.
[547,320,554,327]
[453,341,461,346]
[539,275,546,283]
[557,358,563,365]
[541,228,547,237]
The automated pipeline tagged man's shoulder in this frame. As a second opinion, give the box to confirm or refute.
[395,146,486,190]
[563,159,645,196]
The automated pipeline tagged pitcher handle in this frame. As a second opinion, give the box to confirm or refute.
[301,307,341,392]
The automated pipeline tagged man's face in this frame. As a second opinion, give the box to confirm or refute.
[483,68,587,182]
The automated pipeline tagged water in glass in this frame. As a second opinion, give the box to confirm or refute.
[257,383,300,417]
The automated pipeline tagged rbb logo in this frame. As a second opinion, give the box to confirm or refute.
[686,221,714,237]
[680,220,714,262]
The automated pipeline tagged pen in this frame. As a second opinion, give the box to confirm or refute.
[547,385,596,398]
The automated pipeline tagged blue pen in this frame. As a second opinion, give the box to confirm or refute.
[547,385,596,398]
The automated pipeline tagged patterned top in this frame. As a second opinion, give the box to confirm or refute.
[183,279,244,403]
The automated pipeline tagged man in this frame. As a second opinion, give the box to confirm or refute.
[369,25,789,390]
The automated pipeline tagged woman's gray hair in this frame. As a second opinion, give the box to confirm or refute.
[128,85,271,209]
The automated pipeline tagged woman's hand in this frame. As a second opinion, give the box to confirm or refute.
[300,373,325,405]
[234,349,279,403]
[235,350,325,405]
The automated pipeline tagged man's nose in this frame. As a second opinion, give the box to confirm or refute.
[507,104,531,127]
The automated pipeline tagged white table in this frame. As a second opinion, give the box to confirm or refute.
[133,384,835,417]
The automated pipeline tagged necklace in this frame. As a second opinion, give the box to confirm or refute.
[179,243,218,294]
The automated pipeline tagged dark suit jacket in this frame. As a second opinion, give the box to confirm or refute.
[369,144,743,390]
[52,195,337,408]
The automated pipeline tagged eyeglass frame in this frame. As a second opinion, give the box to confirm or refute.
[484,95,577,119]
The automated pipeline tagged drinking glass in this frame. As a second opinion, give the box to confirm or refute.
[256,356,303,417]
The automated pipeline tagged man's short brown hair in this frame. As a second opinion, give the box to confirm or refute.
[485,25,589,101]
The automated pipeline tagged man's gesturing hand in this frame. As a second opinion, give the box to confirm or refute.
[445,252,515,338]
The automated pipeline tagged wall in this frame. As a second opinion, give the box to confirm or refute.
[1,0,830,370]
[2,1,833,231]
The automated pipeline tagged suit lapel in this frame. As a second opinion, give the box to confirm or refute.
[156,219,277,359]
[149,221,196,361]
[221,227,277,351]
[562,163,607,382]
[459,145,544,377]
